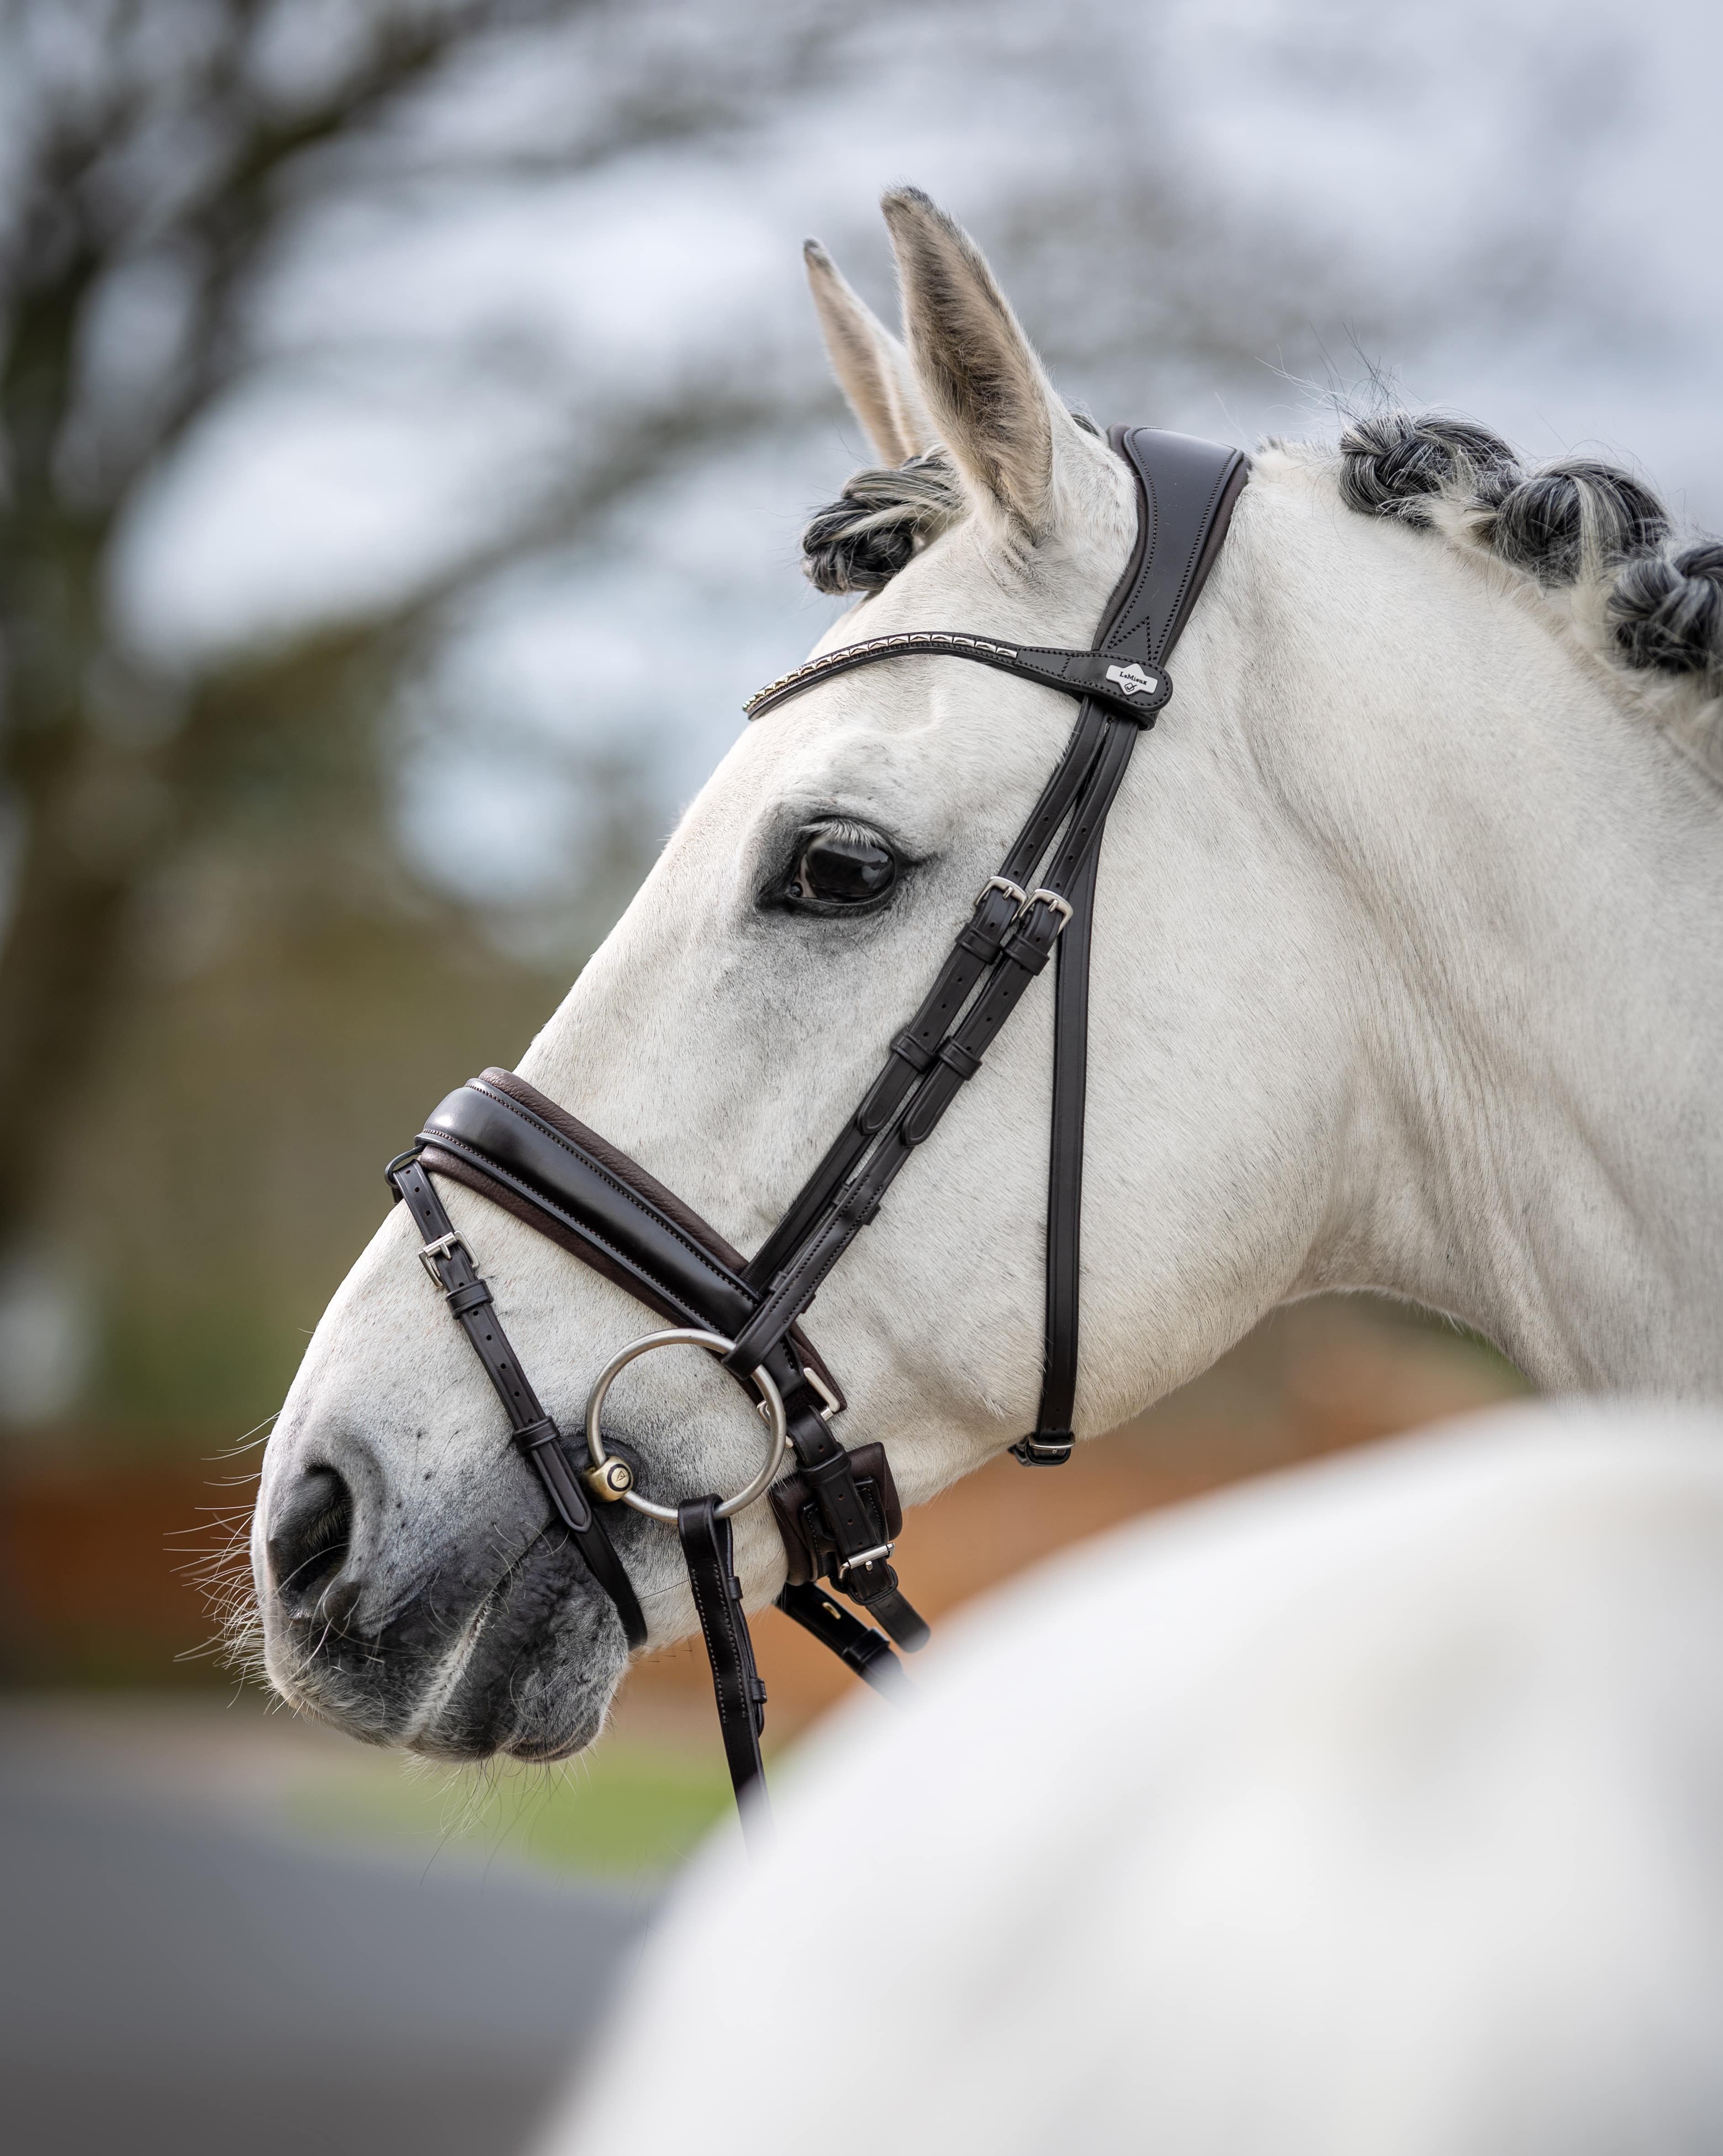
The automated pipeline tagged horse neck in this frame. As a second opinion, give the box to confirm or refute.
[1259,501,1723,1392]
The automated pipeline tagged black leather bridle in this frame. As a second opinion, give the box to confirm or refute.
[385,427,1247,1840]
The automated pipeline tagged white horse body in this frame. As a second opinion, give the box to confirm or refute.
[551,1400,1723,2156]
[251,190,1722,1760]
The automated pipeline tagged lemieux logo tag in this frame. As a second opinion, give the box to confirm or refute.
[1105,661,1158,698]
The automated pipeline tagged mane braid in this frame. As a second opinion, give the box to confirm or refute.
[1610,543,1723,682]
[1338,413,1521,529]
[1336,409,1723,706]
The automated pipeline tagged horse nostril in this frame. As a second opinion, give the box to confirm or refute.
[266,1464,355,1622]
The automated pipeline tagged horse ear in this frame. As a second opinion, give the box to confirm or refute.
[881,188,1082,543]
[804,239,935,467]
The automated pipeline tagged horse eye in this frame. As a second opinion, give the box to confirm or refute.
[783,823,898,910]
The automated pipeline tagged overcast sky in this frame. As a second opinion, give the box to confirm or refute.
[110,0,1723,907]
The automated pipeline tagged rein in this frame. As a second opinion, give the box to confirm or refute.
[385,426,1247,1841]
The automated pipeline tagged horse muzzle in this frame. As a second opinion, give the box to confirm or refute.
[254,1441,632,1762]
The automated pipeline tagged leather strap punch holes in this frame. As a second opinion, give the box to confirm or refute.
[387,427,1248,1831]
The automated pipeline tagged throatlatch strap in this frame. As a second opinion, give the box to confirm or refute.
[1014,428,1249,1464]
[678,1497,770,1838]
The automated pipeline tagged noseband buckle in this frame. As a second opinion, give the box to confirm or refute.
[416,1230,469,1285]
[836,1541,895,1579]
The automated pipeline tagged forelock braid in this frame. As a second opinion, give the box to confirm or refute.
[801,453,966,596]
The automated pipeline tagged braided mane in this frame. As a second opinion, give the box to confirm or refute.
[800,411,1723,782]
[1333,412,1723,777]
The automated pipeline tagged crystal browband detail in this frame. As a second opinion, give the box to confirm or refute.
[745,633,1017,717]
[743,629,1172,724]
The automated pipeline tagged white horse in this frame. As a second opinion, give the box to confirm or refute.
[250,189,1723,1761]
[549,1398,1723,2156]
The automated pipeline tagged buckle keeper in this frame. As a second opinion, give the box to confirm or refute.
[1010,1431,1075,1467]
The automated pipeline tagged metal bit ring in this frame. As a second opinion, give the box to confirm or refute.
[583,1328,787,1523]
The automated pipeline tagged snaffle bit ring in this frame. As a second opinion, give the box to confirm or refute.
[584,1328,787,1524]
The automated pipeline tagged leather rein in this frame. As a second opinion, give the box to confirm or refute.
[385,426,1248,1841]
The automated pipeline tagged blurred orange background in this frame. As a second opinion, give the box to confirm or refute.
[1,1294,1519,1738]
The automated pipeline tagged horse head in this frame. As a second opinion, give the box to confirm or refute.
[251,189,1723,1763]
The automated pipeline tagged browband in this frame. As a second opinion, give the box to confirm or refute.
[744,426,1248,725]
[746,632,1171,725]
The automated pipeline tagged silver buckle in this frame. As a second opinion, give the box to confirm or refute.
[1027,887,1074,931]
[759,1362,843,1425]
[805,1365,843,1423]
[837,1541,894,1578]
[417,1231,468,1284]
[982,875,1027,910]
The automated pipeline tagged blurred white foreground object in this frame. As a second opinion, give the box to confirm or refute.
[552,1400,1723,2156]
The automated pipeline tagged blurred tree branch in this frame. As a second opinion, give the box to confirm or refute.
[0,0,812,1263]
[0,0,1583,1300]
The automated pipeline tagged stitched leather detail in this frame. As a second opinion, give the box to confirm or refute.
[678,1497,769,1837]
[744,631,1172,723]
[421,1082,845,1407]
[1099,429,1249,667]
[478,1071,850,1409]
[479,1069,751,1271]
[419,1129,752,1334]
[459,1079,748,1296]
